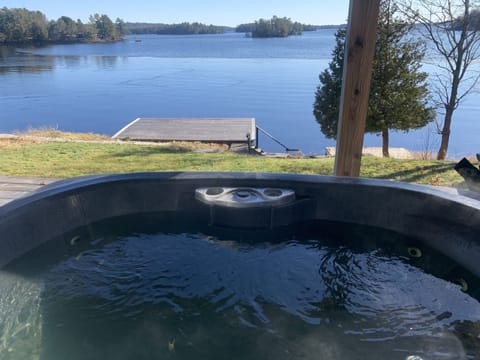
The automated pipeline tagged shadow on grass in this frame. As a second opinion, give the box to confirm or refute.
[373,163,455,183]
[104,146,192,158]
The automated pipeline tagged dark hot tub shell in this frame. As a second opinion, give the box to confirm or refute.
[0,172,479,277]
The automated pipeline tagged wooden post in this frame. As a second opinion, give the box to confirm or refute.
[334,0,380,177]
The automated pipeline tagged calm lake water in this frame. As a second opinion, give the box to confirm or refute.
[0,30,478,157]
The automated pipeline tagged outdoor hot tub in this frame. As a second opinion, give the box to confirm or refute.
[1,172,479,359]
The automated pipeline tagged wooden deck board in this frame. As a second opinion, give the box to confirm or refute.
[0,176,60,207]
[113,118,256,143]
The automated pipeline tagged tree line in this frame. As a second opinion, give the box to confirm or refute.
[0,7,126,44]
[0,8,320,43]
[236,16,308,37]
[126,22,226,35]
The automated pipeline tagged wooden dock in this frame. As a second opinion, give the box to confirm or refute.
[0,176,60,207]
[113,118,257,146]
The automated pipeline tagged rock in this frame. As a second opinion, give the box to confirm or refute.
[325,147,414,159]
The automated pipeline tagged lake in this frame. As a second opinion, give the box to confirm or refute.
[0,30,477,157]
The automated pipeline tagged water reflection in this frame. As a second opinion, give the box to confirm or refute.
[93,56,121,70]
[54,55,84,68]
[0,46,16,60]
[313,228,480,358]
[0,46,54,74]
[49,55,126,70]
[0,46,126,75]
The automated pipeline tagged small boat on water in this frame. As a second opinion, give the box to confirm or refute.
[134,36,142,42]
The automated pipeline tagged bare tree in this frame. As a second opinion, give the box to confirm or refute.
[402,0,480,159]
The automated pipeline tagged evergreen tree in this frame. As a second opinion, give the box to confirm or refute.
[89,14,117,40]
[313,27,345,139]
[0,8,48,43]
[48,16,77,41]
[28,10,48,41]
[313,0,435,157]
[115,18,128,36]
[76,19,96,40]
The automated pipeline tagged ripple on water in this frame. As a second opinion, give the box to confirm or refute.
[1,219,480,360]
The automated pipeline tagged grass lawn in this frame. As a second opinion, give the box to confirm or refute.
[0,135,465,187]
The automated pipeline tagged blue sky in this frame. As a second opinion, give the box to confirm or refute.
[3,0,350,26]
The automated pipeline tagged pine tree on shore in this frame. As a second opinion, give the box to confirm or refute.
[313,0,435,157]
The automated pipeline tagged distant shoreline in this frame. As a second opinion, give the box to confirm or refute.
[0,38,125,46]
[0,24,346,47]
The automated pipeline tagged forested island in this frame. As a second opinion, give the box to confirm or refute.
[235,16,316,37]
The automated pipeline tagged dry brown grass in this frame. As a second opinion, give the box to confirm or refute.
[16,127,110,141]
[12,129,231,152]
[466,155,480,163]
[167,141,229,152]
[0,137,39,149]
[411,150,435,160]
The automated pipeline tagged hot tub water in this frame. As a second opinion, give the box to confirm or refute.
[1,216,479,360]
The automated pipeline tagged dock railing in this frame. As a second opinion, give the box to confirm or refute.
[254,126,299,153]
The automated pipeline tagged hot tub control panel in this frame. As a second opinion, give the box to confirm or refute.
[195,187,296,208]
